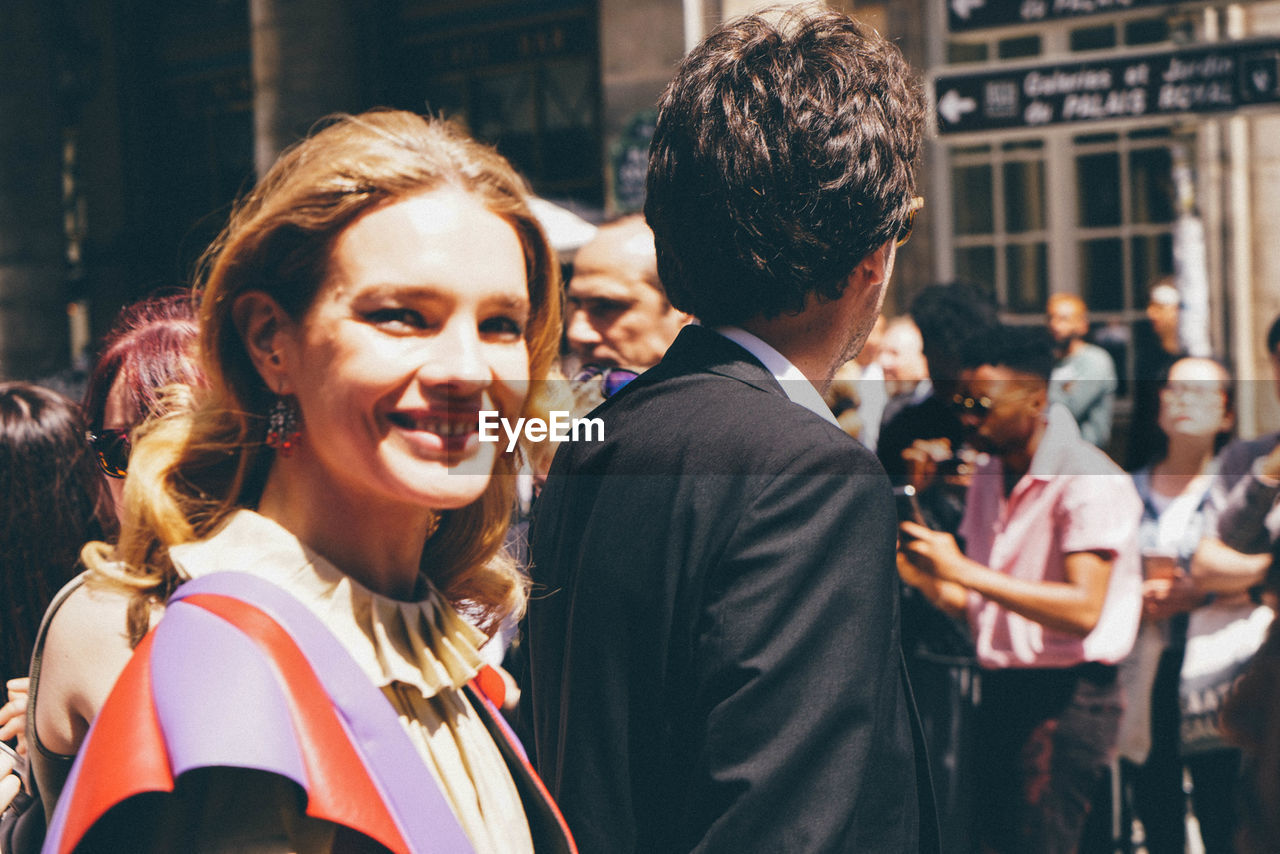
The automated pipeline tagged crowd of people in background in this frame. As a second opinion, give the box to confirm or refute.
[882,285,1280,853]
[0,5,1278,854]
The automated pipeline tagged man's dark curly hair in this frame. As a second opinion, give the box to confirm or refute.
[644,6,926,327]
[962,324,1057,383]
[909,282,999,382]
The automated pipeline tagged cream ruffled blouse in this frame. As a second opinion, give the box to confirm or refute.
[168,509,534,854]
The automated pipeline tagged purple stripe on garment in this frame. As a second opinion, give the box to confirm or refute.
[172,572,474,854]
[151,602,307,786]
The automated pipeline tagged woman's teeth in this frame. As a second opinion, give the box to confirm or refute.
[390,413,473,436]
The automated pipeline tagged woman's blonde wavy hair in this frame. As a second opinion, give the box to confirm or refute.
[87,110,562,641]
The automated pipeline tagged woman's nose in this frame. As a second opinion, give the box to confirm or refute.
[417,320,490,394]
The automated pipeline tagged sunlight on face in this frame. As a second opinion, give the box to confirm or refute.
[957,365,1044,456]
[281,188,530,514]
[1157,358,1230,443]
[565,222,683,371]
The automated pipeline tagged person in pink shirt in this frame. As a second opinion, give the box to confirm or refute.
[898,324,1142,854]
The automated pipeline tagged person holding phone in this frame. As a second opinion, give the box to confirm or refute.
[897,325,1142,854]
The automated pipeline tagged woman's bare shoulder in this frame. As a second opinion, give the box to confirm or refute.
[36,578,148,754]
[46,577,137,650]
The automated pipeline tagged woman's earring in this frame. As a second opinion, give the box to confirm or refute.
[265,396,303,456]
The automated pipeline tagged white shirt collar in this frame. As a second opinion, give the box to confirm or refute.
[712,325,840,428]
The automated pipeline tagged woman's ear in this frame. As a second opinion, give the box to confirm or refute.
[232,291,295,395]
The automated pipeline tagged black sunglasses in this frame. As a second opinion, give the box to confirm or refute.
[87,429,131,479]
[574,366,639,399]
[896,196,925,247]
[950,392,994,419]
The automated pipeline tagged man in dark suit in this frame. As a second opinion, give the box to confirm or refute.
[522,8,934,852]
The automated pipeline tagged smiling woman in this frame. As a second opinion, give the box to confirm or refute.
[234,188,534,582]
[35,111,572,853]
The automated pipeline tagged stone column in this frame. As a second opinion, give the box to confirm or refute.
[0,1,68,380]
[1233,3,1280,436]
[250,0,363,178]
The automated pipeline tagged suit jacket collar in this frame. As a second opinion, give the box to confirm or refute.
[651,324,785,398]
[713,326,840,427]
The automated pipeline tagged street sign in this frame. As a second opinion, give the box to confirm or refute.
[948,0,1180,33]
[935,39,1280,134]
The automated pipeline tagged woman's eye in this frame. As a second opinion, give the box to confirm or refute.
[479,315,525,338]
[366,308,427,329]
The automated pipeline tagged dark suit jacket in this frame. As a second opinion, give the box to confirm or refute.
[522,325,934,853]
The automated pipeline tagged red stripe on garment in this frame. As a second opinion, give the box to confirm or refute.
[466,684,580,854]
[57,631,174,854]
[180,593,411,854]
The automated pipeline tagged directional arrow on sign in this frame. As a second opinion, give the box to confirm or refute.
[938,89,978,125]
[950,0,987,21]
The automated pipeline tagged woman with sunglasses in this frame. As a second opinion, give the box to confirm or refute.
[82,291,203,527]
[0,292,202,839]
[37,111,572,853]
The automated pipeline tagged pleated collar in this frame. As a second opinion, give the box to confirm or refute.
[168,509,487,699]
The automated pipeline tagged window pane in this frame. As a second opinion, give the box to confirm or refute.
[955,246,996,298]
[423,74,469,126]
[948,41,988,64]
[952,164,993,235]
[473,72,535,136]
[1071,26,1116,52]
[1125,18,1169,45]
[1130,233,1174,309]
[543,60,593,130]
[998,35,1040,59]
[543,127,597,182]
[1004,160,1046,233]
[1080,238,1125,311]
[1006,243,1048,312]
[1130,148,1176,224]
[1077,152,1121,227]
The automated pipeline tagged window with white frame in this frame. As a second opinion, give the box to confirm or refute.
[936,13,1191,400]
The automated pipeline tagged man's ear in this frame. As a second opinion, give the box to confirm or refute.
[848,240,893,294]
[232,291,295,395]
[667,306,695,329]
[1221,407,1237,436]
[839,241,901,312]
[1030,383,1049,416]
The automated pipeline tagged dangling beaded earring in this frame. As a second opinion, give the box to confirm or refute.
[265,396,303,456]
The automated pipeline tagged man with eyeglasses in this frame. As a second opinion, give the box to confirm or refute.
[898,324,1142,854]
[522,8,937,853]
